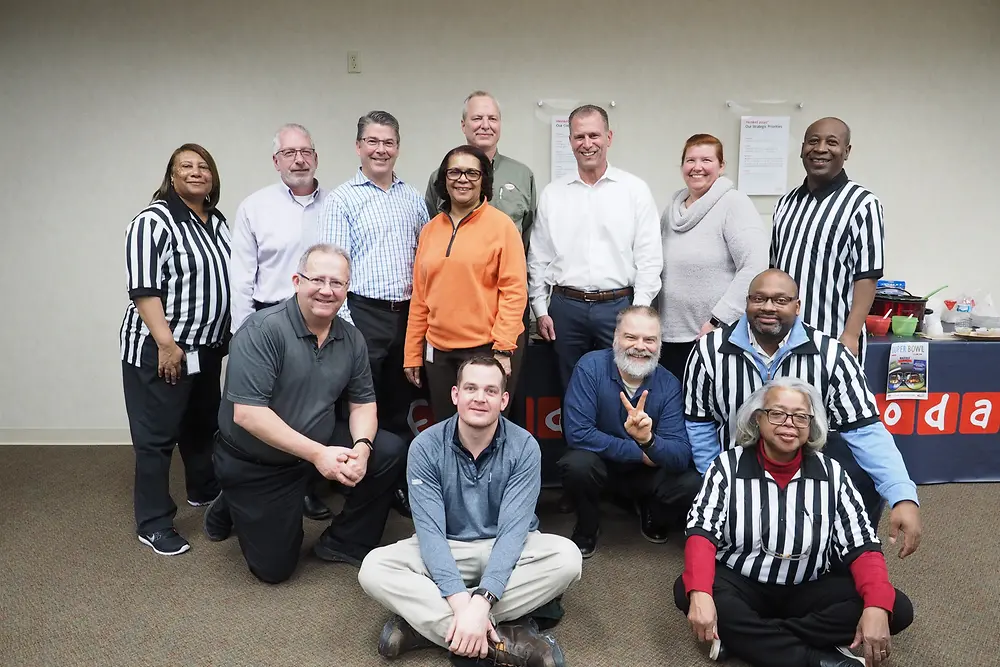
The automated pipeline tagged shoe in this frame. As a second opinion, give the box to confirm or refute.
[392,487,412,519]
[556,492,574,514]
[833,647,866,664]
[187,490,220,507]
[708,637,728,661]
[570,528,598,559]
[304,493,332,521]
[203,493,233,542]
[814,648,865,666]
[137,528,190,556]
[639,503,669,544]
[312,539,363,567]
[378,614,435,659]
[489,618,565,667]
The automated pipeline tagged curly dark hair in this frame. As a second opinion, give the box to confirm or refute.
[433,145,494,212]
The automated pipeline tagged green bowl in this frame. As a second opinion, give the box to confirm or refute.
[891,316,918,336]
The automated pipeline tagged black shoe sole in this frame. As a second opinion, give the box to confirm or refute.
[203,497,232,542]
[313,542,363,566]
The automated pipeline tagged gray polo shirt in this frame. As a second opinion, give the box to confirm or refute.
[218,298,375,465]
[425,152,537,248]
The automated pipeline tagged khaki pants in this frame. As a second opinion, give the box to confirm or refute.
[358,532,583,647]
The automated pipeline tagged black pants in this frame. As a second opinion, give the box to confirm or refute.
[658,340,696,384]
[672,568,913,667]
[558,448,703,536]
[548,292,633,393]
[121,337,223,534]
[346,294,410,433]
[424,342,517,423]
[212,423,405,584]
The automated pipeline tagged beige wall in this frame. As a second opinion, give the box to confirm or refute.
[1,0,998,443]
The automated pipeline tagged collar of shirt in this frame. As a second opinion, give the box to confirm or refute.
[350,167,402,190]
[450,417,503,467]
[799,169,849,201]
[283,296,345,345]
[747,320,792,364]
[282,180,321,204]
[165,189,225,226]
[723,315,819,362]
[569,163,623,187]
[735,444,828,481]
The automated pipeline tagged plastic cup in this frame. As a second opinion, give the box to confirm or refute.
[891,316,918,337]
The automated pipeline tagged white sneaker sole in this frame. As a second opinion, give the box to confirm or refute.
[836,647,866,664]
[709,638,724,661]
[138,534,191,556]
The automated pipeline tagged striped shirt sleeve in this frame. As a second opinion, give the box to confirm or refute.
[684,335,716,422]
[686,453,731,545]
[826,344,881,431]
[852,196,885,281]
[830,459,881,564]
[125,208,170,299]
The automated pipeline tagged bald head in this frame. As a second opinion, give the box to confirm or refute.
[801,117,852,187]
[805,117,851,145]
[749,269,799,298]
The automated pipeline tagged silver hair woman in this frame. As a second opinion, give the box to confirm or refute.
[733,377,830,451]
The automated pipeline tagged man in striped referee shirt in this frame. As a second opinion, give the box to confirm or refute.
[771,118,882,358]
[684,270,923,558]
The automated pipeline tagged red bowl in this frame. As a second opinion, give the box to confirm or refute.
[866,315,892,336]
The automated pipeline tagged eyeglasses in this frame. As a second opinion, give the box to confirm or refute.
[297,273,347,291]
[360,137,398,150]
[445,168,482,182]
[761,510,813,561]
[748,294,796,307]
[276,148,316,160]
[760,409,814,428]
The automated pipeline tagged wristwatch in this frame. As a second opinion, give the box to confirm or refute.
[636,436,655,451]
[709,316,724,328]
[353,438,374,453]
[472,587,499,607]
[492,349,513,358]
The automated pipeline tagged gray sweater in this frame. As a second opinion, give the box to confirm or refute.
[407,415,541,600]
[660,177,769,342]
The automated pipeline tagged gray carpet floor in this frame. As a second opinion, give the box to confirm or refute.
[1,446,995,667]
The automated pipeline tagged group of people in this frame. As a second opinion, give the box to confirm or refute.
[117,90,923,667]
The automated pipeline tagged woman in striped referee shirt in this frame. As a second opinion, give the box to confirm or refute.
[675,378,912,667]
[120,144,231,557]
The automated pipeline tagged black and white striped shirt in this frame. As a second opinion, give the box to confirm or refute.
[687,445,880,586]
[120,194,232,366]
[771,171,884,339]
[684,317,880,449]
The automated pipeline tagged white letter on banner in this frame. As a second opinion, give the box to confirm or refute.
[883,402,902,426]
[923,394,950,432]
[545,407,562,434]
[970,400,993,429]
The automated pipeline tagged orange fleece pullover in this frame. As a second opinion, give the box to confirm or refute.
[404,201,527,367]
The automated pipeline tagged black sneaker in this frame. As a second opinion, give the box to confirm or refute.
[304,493,333,521]
[203,494,233,542]
[392,487,412,519]
[378,614,435,659]
[187,491,220,507]
[138,528,190,556]
[570,528,598,559]
[814,648,865,666]
[708,638,729,661]
[639,503,669,544]
[313,538,364,567]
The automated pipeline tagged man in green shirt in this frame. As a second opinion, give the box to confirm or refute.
[424,90,536,250]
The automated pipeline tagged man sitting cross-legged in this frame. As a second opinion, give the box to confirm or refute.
[358,356,582,667]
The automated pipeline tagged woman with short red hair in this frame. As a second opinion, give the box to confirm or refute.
[658,134,768,380]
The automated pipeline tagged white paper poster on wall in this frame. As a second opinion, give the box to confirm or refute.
[550,117,576,183]
[737,116,790,195]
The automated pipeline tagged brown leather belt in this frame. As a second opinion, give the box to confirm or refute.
[552,286,634,303]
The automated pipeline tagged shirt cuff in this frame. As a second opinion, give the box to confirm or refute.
[436,577,469,598]
[478,575,507,600]
[530,297,548,319]
[883,481,919,508]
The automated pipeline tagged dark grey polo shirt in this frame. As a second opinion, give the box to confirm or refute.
[218,298,375,465]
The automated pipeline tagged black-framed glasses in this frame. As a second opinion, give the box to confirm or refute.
[360,137,397,150]
[297,273,347,291]
[748,294,796,307]
[760,409,814,428]
[445,168,482,182]
[276,148,316,160]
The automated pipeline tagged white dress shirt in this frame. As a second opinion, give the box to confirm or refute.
[229,181,329,332]
[527,165,663,318]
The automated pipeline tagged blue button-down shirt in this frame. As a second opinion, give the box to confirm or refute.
[318,169,429,324]
[563,348,691,470]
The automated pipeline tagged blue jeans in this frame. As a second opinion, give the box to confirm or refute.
[548,292,632,392]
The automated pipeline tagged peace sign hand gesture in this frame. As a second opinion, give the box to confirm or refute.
[620,390,653,445]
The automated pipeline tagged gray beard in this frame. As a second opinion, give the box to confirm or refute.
[614,346,659,380]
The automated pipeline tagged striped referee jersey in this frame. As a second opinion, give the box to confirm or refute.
[684,315,880,449]
[687,445,880,586]
[770,171,884,339]
[120,193,232,366]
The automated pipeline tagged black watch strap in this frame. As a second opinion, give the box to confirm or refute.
[709,316,724,327]
[636,436,655,451]
[492,348,513,357]
[354,438,374,453]
[472,587,499,607]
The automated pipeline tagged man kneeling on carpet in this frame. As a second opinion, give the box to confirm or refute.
[675,378,913,667]
[359,356,582,667]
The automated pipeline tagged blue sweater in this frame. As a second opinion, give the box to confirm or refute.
[407,415,540,600]
[563,349,692,470]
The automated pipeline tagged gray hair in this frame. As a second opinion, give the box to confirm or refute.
[297,243,351,274]
[356,110,400,142]
[615,305,661,333]
[733,377,829,451]
[462,91,502,121]
[272,123,314,155]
